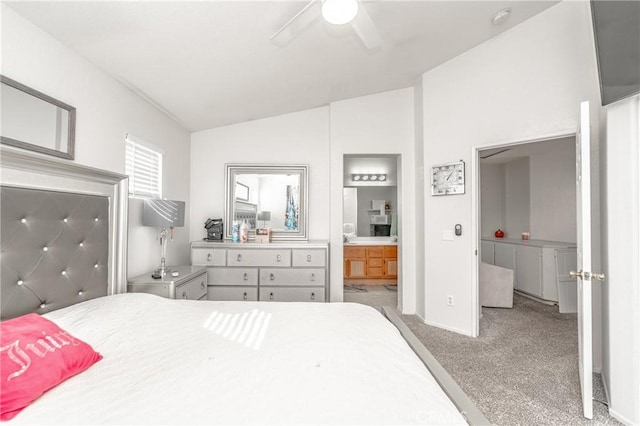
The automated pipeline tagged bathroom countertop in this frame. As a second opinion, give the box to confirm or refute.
[344,237,398,246]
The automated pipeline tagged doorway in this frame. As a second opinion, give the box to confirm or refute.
[476,135,578,318]
[342,154,400,310]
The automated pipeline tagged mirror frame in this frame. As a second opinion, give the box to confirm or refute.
[1,75,76,160]
[224,164,309,241]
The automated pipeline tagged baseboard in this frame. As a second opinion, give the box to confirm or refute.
[601,373,610,406]
[608,408,635,425]
[425,319,475,337]
[602,375,637,425]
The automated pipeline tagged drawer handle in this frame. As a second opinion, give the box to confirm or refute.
[182,291,187,299]
[207,253,212,262]
[270,273,275,281]
[200,281,205,290]
[243,273,248,281]
[307,254,312,262]
[243,292,248,300]
[311,292,315,300]
[310,273,316,282]
[276,254,281,262]
[270,292,274,300]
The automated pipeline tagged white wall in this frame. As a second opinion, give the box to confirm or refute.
[504,158,530,239]
[329,88,415,309]
[529,138,576,242]
[480,164,505,237]
[355,186,397,236]
[1,4,191,278]
[601,95,639,425]
[420,0,602,341]
[414,80,426,318]
[190,107,331,243]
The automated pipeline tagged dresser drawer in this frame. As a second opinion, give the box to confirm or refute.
[227,249,291,267]
[292,249,326,267]
[208,268,258,286]
[260,268,325,286]
[260,287,325,302]
[176,273,207,300]
[207,286,258,301]
[192,248,226,266]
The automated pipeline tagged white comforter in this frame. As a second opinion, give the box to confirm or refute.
[12,294,466,425]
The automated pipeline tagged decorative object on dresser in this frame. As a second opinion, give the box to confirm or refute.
[128,266,207,300]
[142,199,185,275]
[225,164,308,241]
[1,75,76,160]
[191,241,328,302]
[255,228,272,243]
[204,218,223,241]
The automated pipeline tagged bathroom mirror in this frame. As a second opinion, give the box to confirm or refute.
[1,75,76,160]
[225,164,308,241]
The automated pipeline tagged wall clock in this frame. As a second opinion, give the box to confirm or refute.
[431,161,465,196]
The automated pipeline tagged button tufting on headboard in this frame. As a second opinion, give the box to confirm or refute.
[1,186,110,320]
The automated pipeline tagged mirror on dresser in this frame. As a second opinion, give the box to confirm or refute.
[224,164,308,241]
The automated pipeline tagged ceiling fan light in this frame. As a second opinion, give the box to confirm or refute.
[322,0,359,25]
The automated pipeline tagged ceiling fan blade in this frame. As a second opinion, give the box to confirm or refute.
[351,3,382,50]
[270,0,321,46]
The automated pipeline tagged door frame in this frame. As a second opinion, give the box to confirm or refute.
[470,130,576,336]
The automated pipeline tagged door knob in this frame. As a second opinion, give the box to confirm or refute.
[569,270,584,279]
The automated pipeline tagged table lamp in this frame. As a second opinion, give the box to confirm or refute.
[143,199,185,275]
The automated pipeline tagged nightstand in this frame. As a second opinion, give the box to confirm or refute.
[128,266,207,300]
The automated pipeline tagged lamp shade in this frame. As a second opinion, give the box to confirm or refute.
[143,199,185,227]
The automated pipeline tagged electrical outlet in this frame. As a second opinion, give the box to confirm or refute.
[447,295,454,306]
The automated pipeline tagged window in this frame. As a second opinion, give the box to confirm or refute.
[125,134,163,198]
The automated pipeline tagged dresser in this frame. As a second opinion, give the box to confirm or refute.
[191,241,329,302]
[127,266,207,300]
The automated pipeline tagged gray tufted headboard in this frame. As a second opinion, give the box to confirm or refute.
[0,145,129,320]
[1,186,110,319]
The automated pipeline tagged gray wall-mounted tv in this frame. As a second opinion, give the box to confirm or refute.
[591,0,640,106]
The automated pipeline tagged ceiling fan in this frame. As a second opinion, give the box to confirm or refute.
[270,0,382,50]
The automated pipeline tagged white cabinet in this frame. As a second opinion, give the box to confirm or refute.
[494,242,516,272]
[516,245,542,296]
[481,238,576,303]
[191,241,329,302]
[480,241,494,264]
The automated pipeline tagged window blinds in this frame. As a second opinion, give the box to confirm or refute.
[125,134,163,198]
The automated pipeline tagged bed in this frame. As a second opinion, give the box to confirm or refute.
[0,146,488,425]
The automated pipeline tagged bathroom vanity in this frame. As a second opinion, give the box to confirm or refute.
[343,238,397,279]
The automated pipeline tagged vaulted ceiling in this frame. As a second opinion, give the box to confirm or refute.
[5,1,559,132]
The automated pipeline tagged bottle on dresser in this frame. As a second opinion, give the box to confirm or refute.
[240,219,249,243]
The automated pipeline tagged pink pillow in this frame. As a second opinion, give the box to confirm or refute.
[1,313,103,420]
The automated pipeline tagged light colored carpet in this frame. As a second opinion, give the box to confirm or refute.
[399,293,620,426]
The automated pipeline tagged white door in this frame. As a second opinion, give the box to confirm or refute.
[572,101,604,419]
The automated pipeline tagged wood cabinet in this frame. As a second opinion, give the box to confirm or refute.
[344,245,397,279]
[344,246,366,278]
[191,241,329,302]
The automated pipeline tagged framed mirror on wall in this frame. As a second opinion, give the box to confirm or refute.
[1,75,76,160]
[224,164,309,241]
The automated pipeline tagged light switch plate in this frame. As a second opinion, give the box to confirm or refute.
[442,230,454,241]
